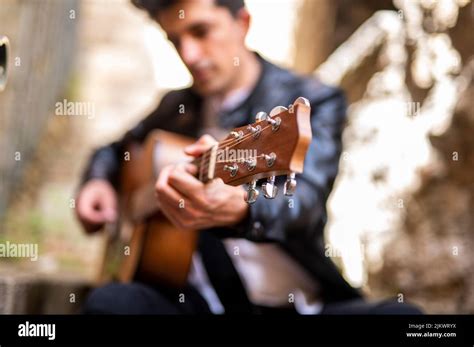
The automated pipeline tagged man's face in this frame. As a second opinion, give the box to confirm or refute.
[157,0,248,96]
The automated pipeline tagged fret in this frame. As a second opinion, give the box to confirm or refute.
[207,144,218,181]
[194,144,220,183]
[198,155,205,182]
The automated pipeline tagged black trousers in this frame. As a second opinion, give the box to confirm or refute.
[82,282,422,315]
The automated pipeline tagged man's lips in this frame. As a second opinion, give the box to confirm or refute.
[193,70,208,81]
[192,67,213,82]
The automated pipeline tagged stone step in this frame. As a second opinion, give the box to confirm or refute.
[0,269,92,314]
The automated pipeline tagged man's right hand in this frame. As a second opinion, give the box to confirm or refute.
[76,179,118,233]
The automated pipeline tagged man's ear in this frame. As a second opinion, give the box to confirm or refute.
[235,8,251,40]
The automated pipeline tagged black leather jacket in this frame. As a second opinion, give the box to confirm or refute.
[81,55,361,303]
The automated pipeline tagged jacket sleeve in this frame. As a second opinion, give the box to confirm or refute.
[236,86,347,244]
[79,92,178,189]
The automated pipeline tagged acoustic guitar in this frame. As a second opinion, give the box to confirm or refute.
[99,97,312,288]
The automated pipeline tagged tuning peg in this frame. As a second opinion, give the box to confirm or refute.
[293,97,310,107]
[267,116,281,131]
[269,106,288,117]
[247,124,262,138]
[230,130,243,140]
[223,163,238,177]
[264,152,276,167]
[245,157,257,171]
[245,179,259,204]
[255,111,268,122]
[284,172,297,196]
[262,176,278,199]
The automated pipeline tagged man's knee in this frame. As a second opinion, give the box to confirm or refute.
[321,298,423,315]
[82,282,179,314]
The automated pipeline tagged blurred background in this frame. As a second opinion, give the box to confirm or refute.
[0,0,472,314]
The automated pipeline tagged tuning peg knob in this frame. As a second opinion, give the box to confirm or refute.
[269,106,288,117]
[245,179,259,204]
[293,97,310,107]
[255,111,268,122]
[284,172,297,196]
[262,176,278,199]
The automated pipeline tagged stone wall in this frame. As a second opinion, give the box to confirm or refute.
[301,0,474,313]
[0,0,79,221]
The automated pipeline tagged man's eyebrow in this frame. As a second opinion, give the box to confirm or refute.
[188,22,210,32]
[166,22,209,42]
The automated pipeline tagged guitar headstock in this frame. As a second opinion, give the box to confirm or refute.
[206,97,312,204]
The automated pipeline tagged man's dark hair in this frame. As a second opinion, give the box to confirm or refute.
[131,0,245,19]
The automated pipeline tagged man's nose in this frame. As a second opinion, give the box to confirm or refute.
[179,37,202,67]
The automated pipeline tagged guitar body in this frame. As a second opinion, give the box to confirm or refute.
[97,97,312,289]
[99,130,198,288]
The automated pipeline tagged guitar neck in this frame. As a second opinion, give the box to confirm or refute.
[194,147,216,184]
[193,136,252,185]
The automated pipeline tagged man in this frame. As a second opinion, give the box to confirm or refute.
[77,0,420,314]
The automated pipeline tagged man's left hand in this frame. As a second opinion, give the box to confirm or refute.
[154,135,249,230]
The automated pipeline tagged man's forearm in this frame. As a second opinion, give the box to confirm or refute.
[236,176,326,243]
[80,144,122,189]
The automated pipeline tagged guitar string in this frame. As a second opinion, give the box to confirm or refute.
[192,128,261,168]
[194,121,271,168]
[194,108,290,166]
[198,122,274,166]
[200,121,270,148]
[195,104,302,171]
[197,122,277,176]
[199,123,284,177]
[192,107,296,179]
